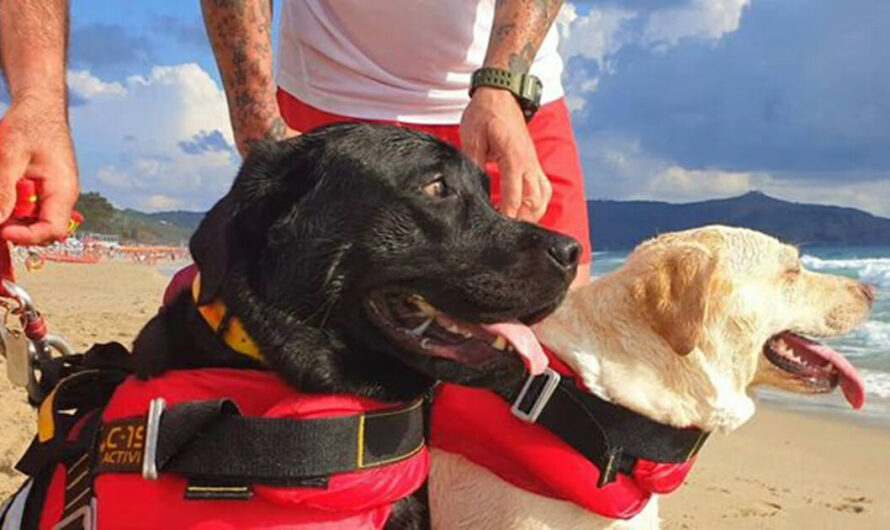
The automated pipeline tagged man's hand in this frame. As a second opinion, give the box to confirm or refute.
[0,97,78,243]
[461,87,551,221]
[466,0,563,221]
[0,0,78,245]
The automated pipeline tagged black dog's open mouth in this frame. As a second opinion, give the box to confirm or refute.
[763,331,864,409]
[367,291,548,374]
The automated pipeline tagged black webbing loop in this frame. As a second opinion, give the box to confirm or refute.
[507,372,710,487]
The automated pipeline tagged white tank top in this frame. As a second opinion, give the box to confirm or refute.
[276,0,564,124]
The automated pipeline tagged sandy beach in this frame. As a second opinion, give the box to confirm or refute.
[0,261,887,528]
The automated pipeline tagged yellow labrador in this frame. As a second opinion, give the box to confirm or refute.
[430,226,874,530]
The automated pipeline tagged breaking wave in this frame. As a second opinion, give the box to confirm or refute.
[802,255,890,287]
[861,369,890,399]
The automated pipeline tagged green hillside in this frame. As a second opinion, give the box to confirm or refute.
[75,192,194,245]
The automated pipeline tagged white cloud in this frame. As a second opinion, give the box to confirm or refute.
[144,194,185,211]
[558,1,750,111]
[558,4,636,67]
[69,63,239,211]
[761,176,890,218]
[645,166,758,201]
[559,0,750,65]
[581,134,890,217]
[643,0,751,47]
[67,70,126,99]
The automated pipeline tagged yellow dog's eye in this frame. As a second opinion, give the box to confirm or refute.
[786,264,802,276]
[423,177,447,198]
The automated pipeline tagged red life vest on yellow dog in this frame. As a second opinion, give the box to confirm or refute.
[431,348,706,520]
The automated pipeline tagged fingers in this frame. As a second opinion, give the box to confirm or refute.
[497,152,523,218]
[0,148,29,222]
[1,160,78,245]
[516,166,553,222]
[519,169,552,222]
[462,129,489,171]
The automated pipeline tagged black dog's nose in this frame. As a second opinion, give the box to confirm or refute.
[547,238,581,272]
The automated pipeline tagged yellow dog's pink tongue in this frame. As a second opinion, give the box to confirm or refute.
[481,321,548,375]
[782,332,866,410]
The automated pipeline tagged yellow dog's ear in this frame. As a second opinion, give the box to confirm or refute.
[631,245,718,356]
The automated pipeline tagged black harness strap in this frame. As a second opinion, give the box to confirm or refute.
[95,397,425,486]
[53,450,95,530]
[506,369,709,487]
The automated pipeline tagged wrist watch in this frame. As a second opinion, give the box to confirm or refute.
[470,67,543,122]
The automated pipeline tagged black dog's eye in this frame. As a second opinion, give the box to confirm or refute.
[422,176,448,198]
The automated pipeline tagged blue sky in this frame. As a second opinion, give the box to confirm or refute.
[1,0,887,216]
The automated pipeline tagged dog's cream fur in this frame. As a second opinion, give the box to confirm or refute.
[430,226,873,529]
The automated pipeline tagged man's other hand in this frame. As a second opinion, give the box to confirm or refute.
[460,88,552,222]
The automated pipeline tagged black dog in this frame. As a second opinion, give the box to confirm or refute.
[132,123,579,527]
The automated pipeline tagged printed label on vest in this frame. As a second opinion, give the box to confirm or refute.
[97,418,145,472]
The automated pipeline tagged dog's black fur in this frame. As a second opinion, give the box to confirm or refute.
[131,123,579,528]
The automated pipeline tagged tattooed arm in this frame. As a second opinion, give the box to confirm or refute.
[0,0,79,244]
[201,0,297,156]
[461,0,564,222]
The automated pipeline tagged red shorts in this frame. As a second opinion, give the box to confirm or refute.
[277,90,591,264]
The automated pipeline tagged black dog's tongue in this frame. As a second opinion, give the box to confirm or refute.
[482,321,547,375]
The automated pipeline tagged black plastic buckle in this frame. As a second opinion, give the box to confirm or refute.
[511,368,560,423]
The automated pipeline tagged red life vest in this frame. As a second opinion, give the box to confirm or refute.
[430,349,697,520]
[36,369,429,530]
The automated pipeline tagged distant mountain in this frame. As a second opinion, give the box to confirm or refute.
[76,190,889,248]
[588,192,890,250]
[144,210,205,230]
[75,192,196,245]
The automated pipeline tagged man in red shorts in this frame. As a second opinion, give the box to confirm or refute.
[201,0,591,285]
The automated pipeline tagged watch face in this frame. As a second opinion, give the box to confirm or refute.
[519,75,543,107]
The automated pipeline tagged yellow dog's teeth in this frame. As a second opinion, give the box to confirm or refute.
[492,335,507,350]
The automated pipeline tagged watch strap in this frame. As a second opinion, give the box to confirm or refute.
[470,67,543,121]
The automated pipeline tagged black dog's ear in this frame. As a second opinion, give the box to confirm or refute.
[132,313,174,378]
[189,135,325,303]
[190,193,238,304]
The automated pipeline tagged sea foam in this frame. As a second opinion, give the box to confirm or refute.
[802,255,890,287]
[861,369,890,399]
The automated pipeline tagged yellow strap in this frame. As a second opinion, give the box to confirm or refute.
[37,387,58,443]
[192,274,264,363]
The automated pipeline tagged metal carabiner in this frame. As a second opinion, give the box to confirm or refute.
[1,279,74,403]
[1,279,44,337]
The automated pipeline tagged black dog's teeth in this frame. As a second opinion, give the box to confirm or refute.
[424,322,470,345]
[384,293,475,345]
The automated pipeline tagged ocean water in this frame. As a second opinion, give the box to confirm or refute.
[590,246,890,427]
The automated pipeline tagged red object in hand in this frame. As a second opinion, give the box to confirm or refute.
[0,178,85,294]
[11,178,83,236]
[13,178,40,219]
